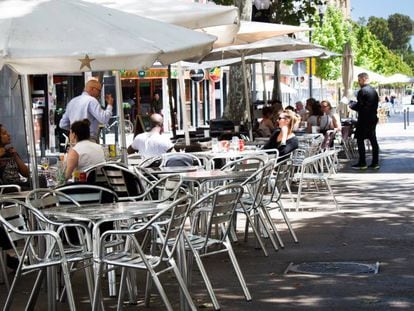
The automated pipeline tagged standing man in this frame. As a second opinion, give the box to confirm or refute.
[59,79,114,142]
[349,72,380,170]
[151,91,162,114]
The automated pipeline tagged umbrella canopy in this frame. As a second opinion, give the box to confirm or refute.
[88,0,239,30]
[201,36,321,62]
[181,48,337,69]
[0,0,216,74]
[353,66,387,83]
[381,73,414,84]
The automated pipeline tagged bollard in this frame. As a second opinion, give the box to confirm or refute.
[407,107,410,126]
[403,109,407,130]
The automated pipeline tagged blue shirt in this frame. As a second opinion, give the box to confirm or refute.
[59,92,113,140]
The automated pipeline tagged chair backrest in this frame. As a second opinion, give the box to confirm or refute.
[26,188,81,209]
[99,163,145,198]
[152,195,193,260]
[220,156,265,172]
[84,161,109,187]
[269,157,293,204]
[191,184,244,248]
[160,153,202,167]
[0,184,21,194]
[56,184,119,205]
[0,199,48,263]
[321,130,336,150]
[241,159,276,209]
[150,175,183,202]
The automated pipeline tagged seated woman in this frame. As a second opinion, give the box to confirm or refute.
[306,100,325,133]
[65,119,106,180]
[263,110,299,158]
[321,100,341,132]
[0,124,30,189]
[256,106,275,137]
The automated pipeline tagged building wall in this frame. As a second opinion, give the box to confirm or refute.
[326,0,351,19]
[0,67,29,162]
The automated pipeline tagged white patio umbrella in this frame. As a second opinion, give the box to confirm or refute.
[0,0,216,188]
[200,36,322,139]
[381,73,414,84]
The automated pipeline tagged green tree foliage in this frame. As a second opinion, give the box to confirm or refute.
[387,13,413,52]
[312,6,353,81]
[367,17,393,48]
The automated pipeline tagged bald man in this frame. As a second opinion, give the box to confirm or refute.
[59,79,114,142]
[127,113,174,157]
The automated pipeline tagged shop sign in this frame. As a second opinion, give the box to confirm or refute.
[189,69,205,82]
[208,67,221,83]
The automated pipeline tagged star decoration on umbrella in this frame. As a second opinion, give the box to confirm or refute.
[78,54,95,70]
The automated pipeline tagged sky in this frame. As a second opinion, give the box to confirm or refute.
[350,0,414,46]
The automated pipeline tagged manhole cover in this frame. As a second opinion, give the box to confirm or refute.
[285,261,379,275]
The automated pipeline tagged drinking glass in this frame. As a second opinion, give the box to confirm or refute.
[40,157,49,170]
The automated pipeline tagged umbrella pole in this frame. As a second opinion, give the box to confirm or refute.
[115,71,127,164]
[241,55,253,141]
[261,61,268,105]
[177,63,190,146]
[22,74,39,189]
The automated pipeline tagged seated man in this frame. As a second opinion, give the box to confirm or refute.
[127,113,174,157]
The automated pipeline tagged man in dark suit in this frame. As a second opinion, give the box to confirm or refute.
[349,72,380,170]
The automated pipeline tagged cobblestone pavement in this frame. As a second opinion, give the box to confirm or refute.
[1,108,414,310]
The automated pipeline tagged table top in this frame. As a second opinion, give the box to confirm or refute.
[144,166,201,175]
[192,148,266,159]
[43,200,169,223]
[177,169,252,183]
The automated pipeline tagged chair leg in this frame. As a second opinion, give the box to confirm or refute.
[26,269,45,310]
[0,251,9,291]
[223,239,252,301]
[260,206,285,248]
[4,264,23,311]
[149,267,174,311]
[170,259,198,311]
[240,203,269,256]
[296,179,303,212]
[278,201,299,243]
[191,250,220,310]
[117,267,128,311]
[256,208,281,251]
[60,260,77,311]
[325,179,339,211]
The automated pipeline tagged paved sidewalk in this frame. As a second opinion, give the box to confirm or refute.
[1,108,414,310]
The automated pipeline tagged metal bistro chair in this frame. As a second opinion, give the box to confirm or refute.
[264,157,299,245]
[0,198,93,311]
[92,195,196,311]
[292,150,339,212]
[99,163,146,201]
[236,159,280,255]
[185,184,250,310]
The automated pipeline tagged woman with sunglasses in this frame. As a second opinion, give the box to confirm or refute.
[263,110,299,158]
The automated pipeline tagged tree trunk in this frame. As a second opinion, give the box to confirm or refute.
[224,0,253,124]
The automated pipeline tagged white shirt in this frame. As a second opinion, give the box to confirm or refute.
[73,140,106,171]
[59,92,113,140]
[131,130,174,158]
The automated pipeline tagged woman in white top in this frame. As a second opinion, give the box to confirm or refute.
[65,119,105,180]
[321,100,341,132]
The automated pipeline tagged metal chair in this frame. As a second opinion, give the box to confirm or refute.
[92,195,196,311]
[0,184,21,195]
[0,198,93,310]
[265,158,299,245]
[185,184,250,310]
[98,163,146,201]
[292,150,339,212]
[236,159,279,255]
[55,184,119,205]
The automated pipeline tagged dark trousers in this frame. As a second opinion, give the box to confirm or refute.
[357,129,379,165]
